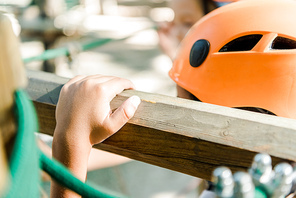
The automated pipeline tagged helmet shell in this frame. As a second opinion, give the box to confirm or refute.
[169,0,296,119]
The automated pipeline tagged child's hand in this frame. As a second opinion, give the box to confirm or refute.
[54,74,141,147]
[51,75,141,196]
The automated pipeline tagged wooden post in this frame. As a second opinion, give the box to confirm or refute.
[0,13,27,193]
[27,70,296,181]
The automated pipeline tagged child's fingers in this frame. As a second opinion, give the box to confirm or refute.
[66,75,135,95]
[100,78,136,100]
[105,95,141,134]
[66,75,87,85]
[66,74,117,87]
[75,74,116,84]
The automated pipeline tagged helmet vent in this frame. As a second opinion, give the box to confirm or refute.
[219,34,263,52]
[271,37,296,50]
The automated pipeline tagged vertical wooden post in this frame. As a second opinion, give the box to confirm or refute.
[0,12,27,193]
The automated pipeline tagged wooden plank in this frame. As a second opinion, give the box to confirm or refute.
[27,70,296,181]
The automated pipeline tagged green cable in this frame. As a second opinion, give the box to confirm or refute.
[23,26,157,64]
[23,38,112,63]
[4,90,40,197]
[81,38,113,51]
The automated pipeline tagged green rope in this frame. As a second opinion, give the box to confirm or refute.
[23,38,112,63]
[4,90,40,198]
[23,26,157,64]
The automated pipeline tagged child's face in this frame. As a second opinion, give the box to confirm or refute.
[170,0,204,42]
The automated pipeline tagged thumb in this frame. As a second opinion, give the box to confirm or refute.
[106,95,141,132]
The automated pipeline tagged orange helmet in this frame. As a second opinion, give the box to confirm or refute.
[169,0,296,119]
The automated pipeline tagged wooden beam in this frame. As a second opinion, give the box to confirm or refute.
[27,70,296,181]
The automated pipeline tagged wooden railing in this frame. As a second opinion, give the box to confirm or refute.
[26,70,296,181]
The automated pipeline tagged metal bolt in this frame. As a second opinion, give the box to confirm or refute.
[212,166,234,198]
[233,172,255,198]
[271,163,293,198]
[249,153,273,185]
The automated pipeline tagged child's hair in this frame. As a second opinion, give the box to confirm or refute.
[0,13,27,152]
[0,12,27,194]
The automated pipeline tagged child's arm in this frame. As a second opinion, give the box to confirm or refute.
[50,75,141,198]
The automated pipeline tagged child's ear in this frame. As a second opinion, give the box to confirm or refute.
[0,13,27,194]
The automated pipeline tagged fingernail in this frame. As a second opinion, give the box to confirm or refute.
[131,95,141,108]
